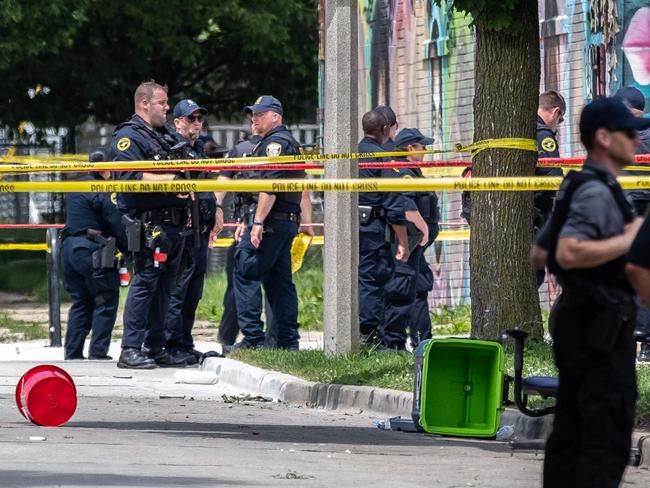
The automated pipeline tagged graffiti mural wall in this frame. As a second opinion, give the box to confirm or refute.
[334,0,643,308]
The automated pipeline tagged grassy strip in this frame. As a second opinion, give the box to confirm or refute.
[0,312,49,342]
[195,247,324,330]
[232,343,650,425]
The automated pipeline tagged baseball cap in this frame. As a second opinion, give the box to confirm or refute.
[173,99,208,118]
[89,147,108,162]
[374,105,397,126]
[244,96,283,115]
[613,86,645,112]
[395,128,434,148]
[580,97,650,144]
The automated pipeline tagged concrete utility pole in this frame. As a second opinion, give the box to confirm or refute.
[323,0,359,354]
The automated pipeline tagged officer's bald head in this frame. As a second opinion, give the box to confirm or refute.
[362,110,390,143]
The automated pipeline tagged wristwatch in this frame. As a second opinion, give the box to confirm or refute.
[252,220,264,227]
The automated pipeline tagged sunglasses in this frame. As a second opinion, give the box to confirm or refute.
[186,115,203,123]
[615,128,637,139]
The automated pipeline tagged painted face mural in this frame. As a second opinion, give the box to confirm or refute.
[622,7,650,85]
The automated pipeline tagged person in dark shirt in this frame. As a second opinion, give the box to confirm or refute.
[111,80,190,369]
[615,85,650,362]
[226,96,312,351]
[162,99,224,363]
[62,147,127,360]
[531,97,648,488]
[383,128,440,349]
[357,110,411,346]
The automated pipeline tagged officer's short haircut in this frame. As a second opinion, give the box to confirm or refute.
[539,90,566,115]
[134,80,168,105]
[362,110,389,139]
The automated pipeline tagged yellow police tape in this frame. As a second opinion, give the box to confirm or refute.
[1,176,650,192]
[0,243,49,251]
[211,231,467,250]
[0,231,469,255]
[0,138,538,173]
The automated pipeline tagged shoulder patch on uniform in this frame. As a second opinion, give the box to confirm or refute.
[540,137,557,153]
[110,192,117,205]
[116,137,131,151]
[266,142,282,157]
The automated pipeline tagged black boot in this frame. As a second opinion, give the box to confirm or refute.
[117,348,157,369]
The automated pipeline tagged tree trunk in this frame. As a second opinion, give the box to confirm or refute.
[470,2,543,340]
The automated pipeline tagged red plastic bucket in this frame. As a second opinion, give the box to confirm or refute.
[15,365,77,427]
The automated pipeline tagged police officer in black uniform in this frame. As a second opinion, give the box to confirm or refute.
[357,110,412,346]
[216,129,278,347]
[162,99,224,363]
[383,128,440,349]
[531,97,649,488]
[615,86,650,362]
[62,147,127,360]
[534,91,565,286]
[111,80,191,369]
[228,96,308,350]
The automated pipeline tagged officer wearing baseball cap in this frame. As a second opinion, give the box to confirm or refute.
[381,129,440,349]
[531,97,650,487]
[61,147,127,360]
[226,95,312,351]
[172,99,208,119]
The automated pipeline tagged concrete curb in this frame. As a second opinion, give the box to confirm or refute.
[201,357,557,440]
[202,357,413,416]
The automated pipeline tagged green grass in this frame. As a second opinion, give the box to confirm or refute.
[232,348,414,391]
[195,247,324,330]
[0,312,48,342]
[232,343,650,425]
[430,304,471,335]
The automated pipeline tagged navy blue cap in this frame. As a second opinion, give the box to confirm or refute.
[613,86,645,112]
[173,99,207,118]
[245,95,283,115]
[580,97,650,141]
[395,128,434,148]
[374,105,397,126]
[89,147,108,162]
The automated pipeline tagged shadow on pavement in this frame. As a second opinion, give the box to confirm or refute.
[69,419,512,453]
[0,470,242,487]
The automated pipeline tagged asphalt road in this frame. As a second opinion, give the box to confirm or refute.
[0,361,647,487]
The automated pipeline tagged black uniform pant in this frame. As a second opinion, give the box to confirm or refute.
[234,219,298,348]
[219,243,274,346]
[62,236,119,359]
[164,231,209,351]
[121,224,185,350]
[543,289,637,488]
[359,223,393,339]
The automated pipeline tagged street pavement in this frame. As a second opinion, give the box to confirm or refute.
[1,361,648,487]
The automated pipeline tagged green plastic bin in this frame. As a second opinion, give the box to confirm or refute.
[419,338,505,437]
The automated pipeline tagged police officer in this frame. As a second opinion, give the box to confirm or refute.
[614,85,650,363]
[162,99,224,362]
[215,128,277,347]
[531,97,648,488]
[111,80,191,369]
[228,96,310,350]
[61,148,127,360]
[383,128,440,349]
[374,105,398,151]
[532,90,565,286]
[357,110,412,346]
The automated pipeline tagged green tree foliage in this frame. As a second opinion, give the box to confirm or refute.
[0,0,318,128]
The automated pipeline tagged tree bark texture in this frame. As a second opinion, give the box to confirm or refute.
[471,2,543,340]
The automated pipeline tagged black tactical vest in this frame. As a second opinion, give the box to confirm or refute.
[545,165,634,290]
